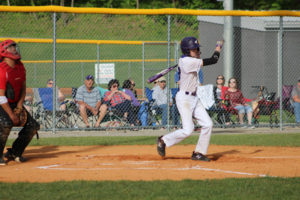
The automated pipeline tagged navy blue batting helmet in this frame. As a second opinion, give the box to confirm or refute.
[180,36,201,56]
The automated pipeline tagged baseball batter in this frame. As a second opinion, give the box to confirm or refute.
[157,36,224,161]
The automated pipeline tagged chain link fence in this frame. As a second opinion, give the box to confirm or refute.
[0,7,299,132]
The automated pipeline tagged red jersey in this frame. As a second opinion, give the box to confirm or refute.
[0,61,26,103]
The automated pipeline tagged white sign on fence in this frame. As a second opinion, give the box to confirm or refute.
[95,63,115,84]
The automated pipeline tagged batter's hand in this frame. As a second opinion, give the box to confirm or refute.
[216,39,224,49]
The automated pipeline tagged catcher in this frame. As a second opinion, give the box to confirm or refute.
[0,39,39,165]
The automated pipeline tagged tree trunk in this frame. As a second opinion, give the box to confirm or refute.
[136,0,139,9]
[172,0,176,8]
[7,0,10,6]
[172,0,178,25]
[71,0,74,16]
[31,0,38,19]
[60,0,67,26]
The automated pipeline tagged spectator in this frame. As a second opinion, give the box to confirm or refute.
[211,75,231,125]
[75,75,102,128]
[129,79,138,98]
[152,76,169,126]
[224,77,254,129]
[46,79,66,111]
[95,79,136,128]
[122,79,140,124]
[291,78,300,124]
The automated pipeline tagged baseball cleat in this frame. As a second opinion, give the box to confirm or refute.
[4,148,26,163]
[191,151,211,162]
[157,136,166,157]
[0,156,7,165]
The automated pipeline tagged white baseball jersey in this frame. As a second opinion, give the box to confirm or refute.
[178,56,203,93]
[162,56,213,155]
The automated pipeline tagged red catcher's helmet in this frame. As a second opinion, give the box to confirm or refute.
[0,39,21,60]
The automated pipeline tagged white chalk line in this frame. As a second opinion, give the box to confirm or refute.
[253,156,300,159]
[36,163,270,177]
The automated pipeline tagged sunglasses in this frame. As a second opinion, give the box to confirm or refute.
[48,82,53,85]
[112,84,118,88]
[160,81,166,83]
[132,83,135,86]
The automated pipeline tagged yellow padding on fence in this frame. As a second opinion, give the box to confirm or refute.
[0,38,172,45]
[22,59,175,64]
[0,6,300,16]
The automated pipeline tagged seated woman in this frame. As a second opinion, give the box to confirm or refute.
[122,79,140,124]
[211,75,231,125]
[95,79,136,128]
[223,77,255,129]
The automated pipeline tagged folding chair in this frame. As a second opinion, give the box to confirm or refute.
[272,85,294,124]
[103,100,131,129]
[33,88,72,129]
[139,87,160,128]
[220,86,253,127]
[170,88,180,127]
[252,86,278,127]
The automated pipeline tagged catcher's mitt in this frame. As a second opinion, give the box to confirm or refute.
[13,107,27,127]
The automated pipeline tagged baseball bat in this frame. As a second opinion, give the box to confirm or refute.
[147,64,178,83]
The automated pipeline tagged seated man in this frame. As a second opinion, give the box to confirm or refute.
[152,76,169,126]
[95,79,136,127]
[75,75,102,128]
[46,79,66,111]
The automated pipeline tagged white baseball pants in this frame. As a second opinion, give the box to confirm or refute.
[162,90,213,155]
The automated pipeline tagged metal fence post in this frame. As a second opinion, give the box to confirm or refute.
[142,42,145,98]
[167,15,171,130]
[52,12,57,134]
[278,16,283,131]
[97,43,100,85]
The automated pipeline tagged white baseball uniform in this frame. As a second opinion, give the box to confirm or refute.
[162,56,213,155]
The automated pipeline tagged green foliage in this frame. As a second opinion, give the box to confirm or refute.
[1,0,299,10]
[0,178,300,200]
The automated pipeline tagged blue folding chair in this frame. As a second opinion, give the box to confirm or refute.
[33,88,72,129]
[138,87,160,127]
[170,88,180,126]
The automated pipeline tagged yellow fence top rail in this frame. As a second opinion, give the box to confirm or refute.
[22,59,175,64]
[0,38,175,45]
[0,6,300,17]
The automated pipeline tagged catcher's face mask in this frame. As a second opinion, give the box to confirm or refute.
[0,39,21,60]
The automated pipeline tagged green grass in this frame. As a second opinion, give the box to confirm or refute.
[0,178,300,200]
[6,133,300,147]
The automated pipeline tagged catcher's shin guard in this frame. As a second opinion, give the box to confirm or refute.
[11,112,40,157]
[0,121,12,158]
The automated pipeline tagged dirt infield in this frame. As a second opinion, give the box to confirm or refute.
[1,144,300,182]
